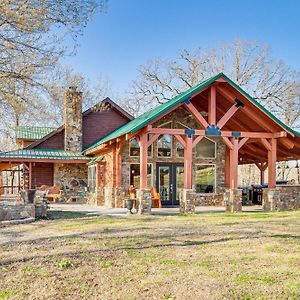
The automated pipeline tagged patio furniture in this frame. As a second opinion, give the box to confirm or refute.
[151,187,161,208]
[46,186,63,202]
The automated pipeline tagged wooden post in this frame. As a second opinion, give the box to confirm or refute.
[139,133,148,189]
[184,136,193,189]
[28,162,32,189]
[225,147,230,188]
[115,142,124,187]
[230,139,239,189]
[268,138,277,188]
[208,85,216,125]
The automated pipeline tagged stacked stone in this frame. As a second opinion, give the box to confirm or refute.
[0,203,35,221]
[137,189,152,214]
[180,189,196,213]
[224,189,242,212]
[263,186,300,211]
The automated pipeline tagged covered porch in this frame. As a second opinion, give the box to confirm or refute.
[84,73,300,214]
[0,149,90,203]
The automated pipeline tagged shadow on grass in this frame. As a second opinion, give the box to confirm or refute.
[271,233,300,240]
[48,210,96,220]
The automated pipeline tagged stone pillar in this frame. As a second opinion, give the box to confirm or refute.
[114,187,126,208]
[224,189,242,212]
[137,188,152,215]
[263,187,300,211]
[104,187,115,208]
[64,86,83,152]
[179,189,195,214]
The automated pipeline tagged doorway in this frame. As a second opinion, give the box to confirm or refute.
[156,163,184,206]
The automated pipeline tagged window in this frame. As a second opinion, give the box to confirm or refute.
[88,165,97,193]
[195,165,216,193]
[195,137,216,158]
[130,164,153,188]
[129,138,152,157]
[157,135,172,157]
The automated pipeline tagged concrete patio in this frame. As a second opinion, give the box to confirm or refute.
[49,203,263,216]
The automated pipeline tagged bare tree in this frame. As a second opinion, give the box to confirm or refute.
[42,65,111,126]
[124,39,300,131]
[0,0,107,146]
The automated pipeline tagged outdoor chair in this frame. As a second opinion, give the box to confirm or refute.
[46,186,63,202]
[151,186,161,208]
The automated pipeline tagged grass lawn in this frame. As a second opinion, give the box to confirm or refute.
[0,210,300,300]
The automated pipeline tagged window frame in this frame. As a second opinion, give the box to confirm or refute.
[194,163,217,194]
[129,163,153,188]
[88,164,97,193]
[157,134,173,158]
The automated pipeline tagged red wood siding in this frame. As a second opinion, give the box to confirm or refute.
[35,130,64,149]
[82,108,129,148]
[31,163,54,188]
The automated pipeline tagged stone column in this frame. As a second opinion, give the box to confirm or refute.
[137,188,152,214]
[262,187,300,212]
[179,189,195,214]
[224,189,242,212]
[104,187,115,208]
[64,86,83,152]
[114,187,126,208]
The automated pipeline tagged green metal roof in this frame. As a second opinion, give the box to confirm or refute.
[0,149,89,160]
[87,156,105,165]
[84,73,300,152]
[16,126,56,140]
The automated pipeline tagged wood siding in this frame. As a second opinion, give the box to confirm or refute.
[82,108,129,148]
[32,108,129,150]
[35,129,65,150]
[31,163,54,188]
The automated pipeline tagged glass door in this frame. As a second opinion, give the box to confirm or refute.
[157,165,172,206]
[156,163,184,206]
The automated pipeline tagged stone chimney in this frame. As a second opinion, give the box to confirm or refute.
[64,86,83,152]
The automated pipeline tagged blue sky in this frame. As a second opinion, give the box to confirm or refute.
[63,0,300,98]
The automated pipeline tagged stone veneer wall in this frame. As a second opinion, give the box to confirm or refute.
[120,107,226,207]
[0,202,35,221]
[53,163,88,202]
[263,185,300,211]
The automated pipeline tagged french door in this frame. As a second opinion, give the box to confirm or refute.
[156,163,184,206]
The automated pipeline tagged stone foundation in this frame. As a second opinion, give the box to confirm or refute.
[180,189,196,213]
[263,185,300,211]
[193,191,224,206]
[137,189,152,214]
[0,202,35,221]
[224,189,242,212]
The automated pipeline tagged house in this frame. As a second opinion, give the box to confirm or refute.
[83,73,300,213]
[0,73,299,214]
[0,87,133,202]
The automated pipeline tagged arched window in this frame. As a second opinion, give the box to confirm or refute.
[195,137,216,158]
[157,135,172,157]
